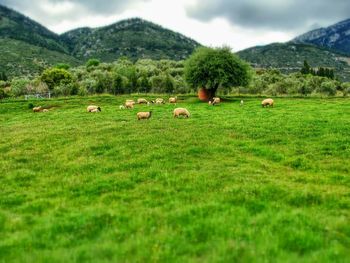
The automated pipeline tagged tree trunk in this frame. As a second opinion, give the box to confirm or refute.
[198,86,218,101]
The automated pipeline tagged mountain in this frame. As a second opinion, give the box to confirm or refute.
[61,18,200,62]
[237,43,350,81]
[0,5,68,53]
[293,19,350,55]
[0,4,201,78]
[0,38,80,77]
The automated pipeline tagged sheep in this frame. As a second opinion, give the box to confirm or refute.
[126,100,135,105]
[169,97,177,103]
[137,98,148,104]
[90,108,101,113]
[173,108,190,118]
[119,105,125,110]
[155,98,165,104]
[261,98,274,108]
[137,111,152,120]
[209,97,220,106]
[32,106,42,112]
[42,109,49,112]
[240,100,244,106]
[125,101,134,109]
[87,105,101,112]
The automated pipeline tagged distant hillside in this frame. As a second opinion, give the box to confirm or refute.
[293,19,350,56]
[237,43,350,81]
[61,18,200,62]
[0,38,79,77]
[0,5,68,53]
[0,4,201,77]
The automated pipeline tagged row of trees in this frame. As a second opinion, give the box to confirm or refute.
[1,47,350,99]
[301,60,335,80]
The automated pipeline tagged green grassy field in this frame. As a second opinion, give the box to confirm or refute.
[0,95,349,262]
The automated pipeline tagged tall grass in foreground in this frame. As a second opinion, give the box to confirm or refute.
[0,95,349,262]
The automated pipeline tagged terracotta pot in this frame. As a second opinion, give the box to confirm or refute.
[198,88,210,101]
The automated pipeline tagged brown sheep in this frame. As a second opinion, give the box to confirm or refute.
[137,111,152,120]
[261,99,274,107]
[87,105,101,112]
[173,108,190,118]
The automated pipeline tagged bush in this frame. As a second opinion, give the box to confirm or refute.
[40,68,73,90]
[86,59,100,68]
[10,78,30,97]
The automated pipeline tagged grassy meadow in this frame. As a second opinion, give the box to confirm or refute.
[0,95,349,262]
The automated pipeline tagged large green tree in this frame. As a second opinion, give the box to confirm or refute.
[184,47,251,99]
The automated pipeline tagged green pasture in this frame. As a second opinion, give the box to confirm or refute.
[0,95,349,262]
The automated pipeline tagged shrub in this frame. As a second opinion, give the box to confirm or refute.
[40,68,73,90]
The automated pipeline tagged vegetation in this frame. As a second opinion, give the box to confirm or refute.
[0,95,349,262]
[0,38,79,78]
[61,18,200,62]
[237,43,350,82]
[1,56,349,99]
[0,5,200,78]
[185,47,251,98]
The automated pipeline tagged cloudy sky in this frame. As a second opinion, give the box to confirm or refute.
[1,0,349,51]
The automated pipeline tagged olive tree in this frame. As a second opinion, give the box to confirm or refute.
[184,47,251,99]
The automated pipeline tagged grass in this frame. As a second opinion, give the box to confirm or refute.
[0,95,349,262]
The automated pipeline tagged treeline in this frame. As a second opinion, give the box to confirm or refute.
[1,57,350,99]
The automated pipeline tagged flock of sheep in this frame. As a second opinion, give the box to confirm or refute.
[86,96,191,120]
[32,97,274,120]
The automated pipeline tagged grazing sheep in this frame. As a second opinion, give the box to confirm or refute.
[90,108,100,113]
[137,98,148,104]
[173,108,190,118]
[137,111,152,120]
[32,106,42,112]
[42,109,49,112]
[209,97,220,106]
[155,98,165,104]
[261,98,274,107]
[87,105,101,112]
[169,97,177,103]
[240,100,244,106]
[125,101,134,109]
[119,105,125,110]
[126,100,135,105]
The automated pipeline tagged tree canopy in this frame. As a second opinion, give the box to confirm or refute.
[184,47,251,97]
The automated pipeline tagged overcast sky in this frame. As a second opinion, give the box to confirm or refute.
[1,0,349,51]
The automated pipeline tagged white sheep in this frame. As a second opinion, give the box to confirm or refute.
[87,105,101,112]
[126,100,135,105]
[261,98,274,107]
[32,106,42,112]
[209,97,220,106]
[155,98,165,104]
[137,98,148,104]
[42,109,49,112]
[90,108,100,113]
[125,101,134,109]
[169,97,177,104]
[173,108,190,118]
[137,111,152,120]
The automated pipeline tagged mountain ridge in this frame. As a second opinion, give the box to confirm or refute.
[293,18,350,55]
